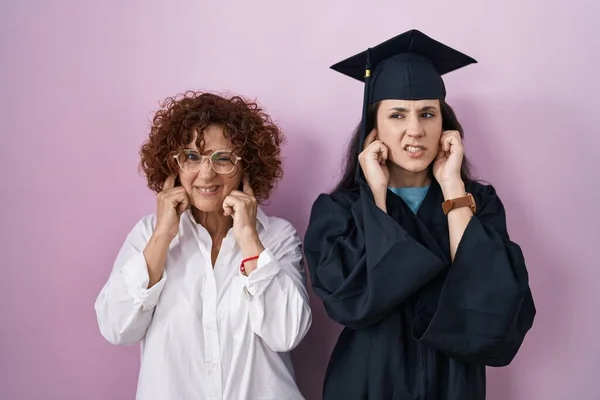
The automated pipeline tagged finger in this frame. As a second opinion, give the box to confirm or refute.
[435,148,446,160]
[222,195,239,206]
[227,190,246,199]
[450,132,461,146]
[165,189,188,209]
[378,143,389,163]
[176,193,190,214]
[446,131,463,149]
[163,175,176,191]
[363,129,377,150]
[222,195,240,215]
[375,141,388,156]
[161,187,182,200]
[366,140,383,162]
[222,197,235,216]
[439,134,451,152]
[223,204,234,216]
[242,177,254,197]
[442,136,452,151]
[366,139,382,153]
[443,130,461,143]
[226,192,255,206]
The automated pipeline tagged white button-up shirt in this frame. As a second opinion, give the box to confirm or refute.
[94,208,312,400]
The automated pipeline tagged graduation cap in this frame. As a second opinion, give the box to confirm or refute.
[330,29,477,181]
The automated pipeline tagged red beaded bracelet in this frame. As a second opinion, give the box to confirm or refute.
[240,255,259,275]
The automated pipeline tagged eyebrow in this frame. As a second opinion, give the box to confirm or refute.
[184,147,232,154]
[388,105,439,112]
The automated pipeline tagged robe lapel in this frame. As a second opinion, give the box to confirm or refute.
[387,181,450,264]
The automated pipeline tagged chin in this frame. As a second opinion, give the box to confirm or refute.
[190,198,223,213]
[396,159,432,174]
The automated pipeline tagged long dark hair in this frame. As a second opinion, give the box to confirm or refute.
[332,99,476,193]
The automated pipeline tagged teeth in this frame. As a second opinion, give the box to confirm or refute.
[406,146,424,153]
[198,186,218,193]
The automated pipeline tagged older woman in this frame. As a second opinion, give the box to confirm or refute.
[304,30,535,400]
[95,91,312,400]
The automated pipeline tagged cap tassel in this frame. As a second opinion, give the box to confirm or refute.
[355,48,372,183]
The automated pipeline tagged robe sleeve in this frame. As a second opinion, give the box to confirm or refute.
[412,183,536,366]
[304,182,447,329]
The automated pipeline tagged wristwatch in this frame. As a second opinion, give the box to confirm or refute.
[441,193,476,215]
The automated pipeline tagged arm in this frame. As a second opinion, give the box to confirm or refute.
[304,182,447,329]
[94,216,167,345]
[442,180,474,261]
[144,232,171,288]
[240,220,312,352]
[413,184,536,366]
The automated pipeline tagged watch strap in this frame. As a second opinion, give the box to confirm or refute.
[441,192,476,215]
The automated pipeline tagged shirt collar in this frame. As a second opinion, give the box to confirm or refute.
[183,206,270,230]
[256,206,270,230]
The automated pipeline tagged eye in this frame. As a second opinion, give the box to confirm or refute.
[389,113,403,119]
[185,151,201,161]
[421,112,435,118]
[211,151,235,164]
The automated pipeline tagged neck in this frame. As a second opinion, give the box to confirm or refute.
[191,208,233,238]
[388,164,431,188]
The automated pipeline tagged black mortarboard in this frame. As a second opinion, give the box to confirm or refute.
[330,29,477,181]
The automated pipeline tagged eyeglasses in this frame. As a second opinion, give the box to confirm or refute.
[173,149,242,174]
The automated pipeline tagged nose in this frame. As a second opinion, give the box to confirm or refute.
[405,115,424,138]
[196,157,216,180]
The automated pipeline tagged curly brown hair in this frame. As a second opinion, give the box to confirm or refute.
[139,91,284,203]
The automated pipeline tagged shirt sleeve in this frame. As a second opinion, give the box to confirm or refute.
[94,215,167,345]
[239,219,312,352]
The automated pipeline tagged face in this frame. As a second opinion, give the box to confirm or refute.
[375,99,443,174]
[176,124,243,213]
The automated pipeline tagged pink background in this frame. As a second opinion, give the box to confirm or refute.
[1,1,599,399]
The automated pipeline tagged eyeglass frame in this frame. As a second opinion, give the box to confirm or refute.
[172,149,242,174]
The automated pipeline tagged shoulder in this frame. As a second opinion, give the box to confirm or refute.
[310,187,361,217]
[125,213,157,240]
[305,187,364,243]
[259,209,298,237]
[465,180,503,207]
[114,214,158,250]
[257,208,302,255]
[464,180,511,229]
[136,213,157,231]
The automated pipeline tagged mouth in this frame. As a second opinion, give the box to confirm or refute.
[404,145,426,158]
[194,185,221,196]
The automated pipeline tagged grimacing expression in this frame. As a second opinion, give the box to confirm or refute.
[375,99,443,173]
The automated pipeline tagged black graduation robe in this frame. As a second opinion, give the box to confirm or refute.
[303,179,535,400]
